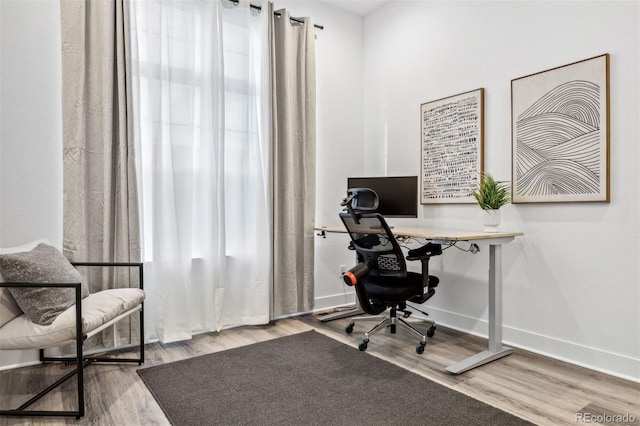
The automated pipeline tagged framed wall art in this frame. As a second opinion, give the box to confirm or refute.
[420,88,484,204]
[511,53,610,203]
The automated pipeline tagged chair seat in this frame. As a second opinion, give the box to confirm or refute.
[0,288,145,350]
[364,272,424,303]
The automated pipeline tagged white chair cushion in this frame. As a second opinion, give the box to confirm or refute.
[0,238,51,328]
[0,288,144,350]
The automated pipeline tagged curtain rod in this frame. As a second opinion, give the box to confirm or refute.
[230,1,324,30]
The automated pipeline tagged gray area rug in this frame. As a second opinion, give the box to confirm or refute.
[138,330,532,425]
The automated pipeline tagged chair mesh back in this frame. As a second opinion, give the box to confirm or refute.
[376,254,401,272]
[339,213,407,278]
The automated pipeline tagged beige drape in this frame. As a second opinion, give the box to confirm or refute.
[60,0,141,349]
[271,7,317,317]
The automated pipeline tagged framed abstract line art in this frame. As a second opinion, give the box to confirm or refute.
[420,88,484,204]
[511,53,610,203]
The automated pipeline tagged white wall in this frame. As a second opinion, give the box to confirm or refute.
[0,0,63,247]
[0,0,63,368]
[360,1,639,380]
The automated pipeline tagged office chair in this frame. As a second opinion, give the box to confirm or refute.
[339,188,442,353]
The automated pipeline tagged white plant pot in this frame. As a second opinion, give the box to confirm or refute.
[482,209,501,233]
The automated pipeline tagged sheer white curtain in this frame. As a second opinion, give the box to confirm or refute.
[129,0,271,343]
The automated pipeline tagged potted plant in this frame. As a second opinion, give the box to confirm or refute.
[471,173,510,232]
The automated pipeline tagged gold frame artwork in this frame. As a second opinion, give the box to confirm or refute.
[511,54,610,203]
[420,88,484,204]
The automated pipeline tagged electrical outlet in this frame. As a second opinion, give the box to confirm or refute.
[339,264,346,278]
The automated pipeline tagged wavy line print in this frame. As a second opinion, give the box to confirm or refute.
[515,79,601,197]
[518,80,600,128]
[515,159,600,196]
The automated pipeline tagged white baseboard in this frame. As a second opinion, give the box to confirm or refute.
[4,295,636,383]
[313,292,356,313]
[0,349,40,371]
[416,306,639,383]
[0,359,41,372]
[314,297,640,383]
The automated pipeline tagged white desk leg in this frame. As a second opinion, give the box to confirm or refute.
[446,243,512,374]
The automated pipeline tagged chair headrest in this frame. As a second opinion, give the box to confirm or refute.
[344,188,379,212]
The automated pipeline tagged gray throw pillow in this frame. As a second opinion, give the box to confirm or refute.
[0,243,89,326]
[0,273,24,328]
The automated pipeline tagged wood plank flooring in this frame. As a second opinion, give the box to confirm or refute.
[1,313,638,425]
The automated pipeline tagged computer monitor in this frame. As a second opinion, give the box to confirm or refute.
[347,176,418,218]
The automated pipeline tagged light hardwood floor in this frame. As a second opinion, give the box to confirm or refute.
[1,313,638,425]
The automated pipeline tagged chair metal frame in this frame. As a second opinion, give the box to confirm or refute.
[0,262,144,419]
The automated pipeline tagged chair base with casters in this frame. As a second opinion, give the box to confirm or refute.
[345,288,438,354]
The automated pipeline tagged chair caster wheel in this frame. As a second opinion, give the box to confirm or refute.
[358,341,368,351]
[345,323,354,334]
[427,325,436,338]
[416,342,426,354]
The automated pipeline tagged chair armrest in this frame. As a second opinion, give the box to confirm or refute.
[0,282,82,289]
[406,243,442,261]
[70,262,143,290]
[405,245,441,290]
[71,261,142,267]
[0,282,84,301]
[0,281,85,306]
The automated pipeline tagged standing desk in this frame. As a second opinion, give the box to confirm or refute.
[315,226,523,374]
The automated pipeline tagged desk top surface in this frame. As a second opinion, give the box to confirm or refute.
[314,226,523,242]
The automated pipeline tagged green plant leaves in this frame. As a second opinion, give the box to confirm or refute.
[472,173,510,210]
